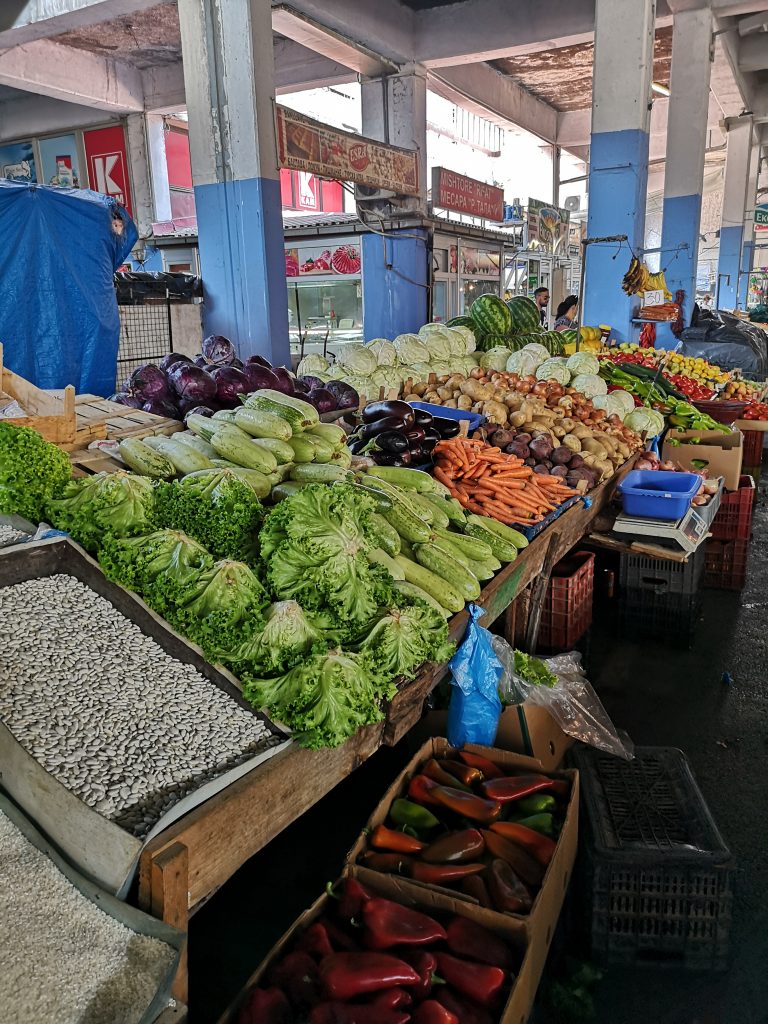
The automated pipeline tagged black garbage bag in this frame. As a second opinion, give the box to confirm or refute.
[680,307,768,379]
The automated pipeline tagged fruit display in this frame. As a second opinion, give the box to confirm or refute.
[722,378,762,400]
[504,295,541,334]
[603,344,732,390]
[741,399,768,420]
[621,258,671,298]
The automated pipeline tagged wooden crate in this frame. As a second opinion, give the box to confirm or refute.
[0,343,77,446]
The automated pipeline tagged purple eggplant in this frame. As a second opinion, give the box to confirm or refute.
[373,451,411,467]
[362,400,414,424]
[357,415,412,439]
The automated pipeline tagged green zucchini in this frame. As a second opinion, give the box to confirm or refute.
[307,436,334,464]
[408,492,435,525]
[139,435,169,450]
[394,555,465,613]
[234,407,293,441]
[250,437,295,464]
[226,467,272,499]
[118,438,176,479]
[287,435,317,463]
[185,414,218,442]
[330,447,352,468]
[211,458,239,469]
[381,499,431,545]
[211,409,238,424]
[353,482,393,512]
[473,558,502,581]
[368,547,405,580]
[465,513,528,550]
[243,389,319,430]
[394,580,451,619]
[433,527,493,562]
[289,464,351,483]
[370,512,401,558]
[431,536,471,569]
[211,426,278,473]
[271,481,306,503]
[421,495,451,530]
[174,432,218,460]
[365,465,435,493]
[413,543,481,601]
[308,422,346,447]
[155,437,215,475]
[464,521,519,563]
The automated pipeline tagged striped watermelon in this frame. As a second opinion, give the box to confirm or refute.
[543,332,565,355]
[507,296,541,334]
[446,315,476,330]
[560,329,578,346]
[470,294,512,338]
[477,332,510,352]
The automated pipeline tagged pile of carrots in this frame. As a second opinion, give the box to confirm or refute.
[433,437,578,525]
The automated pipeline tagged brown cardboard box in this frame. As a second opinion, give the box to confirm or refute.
[346,738,579,994]
[495,705,575,772]
[219,873,538,1024]
[662,428,744,491]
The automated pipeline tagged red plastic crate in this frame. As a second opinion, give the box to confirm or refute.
[740,429,764,466]
[538,550,594,650]
[704,539,749,591]
[710,475,755,540]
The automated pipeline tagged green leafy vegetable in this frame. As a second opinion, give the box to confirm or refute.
[513,649,558,689]
[224,600,326,675]
[0,423,71,522]
[174,558,269,654]
[47,471,155,551]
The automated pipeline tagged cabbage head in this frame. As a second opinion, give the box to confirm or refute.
[506,349,541,377]
[406,361,433,381]
[571,373,607,398]
[430,361,453,375]
[594,388,635,419]
[335,343,377,376]
[480,347,513,373]
[535,358,571,384]
[521,343,550,367]
[625,407,665,437]
[393,333,430,364]
[297,353,329,377]
[450,325,477,354]
[371,366,403,391]
[565,352,600,376]
[418,324,455,361]
[366,339,397,366]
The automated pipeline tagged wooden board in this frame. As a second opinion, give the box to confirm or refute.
[0,343,77,445]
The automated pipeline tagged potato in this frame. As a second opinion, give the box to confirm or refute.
[553,425,566,439]
[460,379,492,401]
[581,438,607,457]
[403,393,421,402]
[562,434,582,452]
[457,394,473,410]
[443,398,459,408]
[412,382,428,396]
[483,400,508,425]
[437,386,453,401]
[509,410,528,428]
[560,417,575,432]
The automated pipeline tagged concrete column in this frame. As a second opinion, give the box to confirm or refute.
[146,113,172,223]
[362,229,429,339]
[177,0,289,364]
[125,113,154,241]
[659,9,713,330]
[583,0,656,341]
[737,142,760,308]
[717,117,753,309]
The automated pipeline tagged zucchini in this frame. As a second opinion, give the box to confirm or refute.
[464,522,519,563]
[370,512,401,558]
[118,438,176,479]
[243,389,319,430]
[289,464,351,483]
[466,513,529,550]
[251,437,295,464]
[398,537,415,561]
[365,466,435,493]
[287,435,317,464]
[421,495,451,530]
[155,437,215,474]
[473,558,501,581]
[174,433,218,460]
[212,409,238,423]
[271,481,306,503]
[234,407,293,441]
[266,463,294,484]
[211,458,239,469]
[381,499,431,545]
[308,422,346,447]
[186,413,218,442]
[431,536,471,569]
[139,435,169,450]
[433,527,493,562]
[394,580,451,619]
[226,467,272,499]
[413,543,481,601]
[353,482,393,512]
[408,492,435,525]
[307,436,334,464]
[394,555,465,613]
[330,447,352,468]
[368,547,405,580]
[211,426,278,473]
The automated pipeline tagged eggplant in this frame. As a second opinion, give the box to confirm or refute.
[362,400,414,425]
[369,430,410,454]
[357,415,412,439]
[432,416,461,439]
[412,409,434,428]
[405,427,426,444]
[347,437,368,455]
[374,451,411,467]
[408,445,426,463]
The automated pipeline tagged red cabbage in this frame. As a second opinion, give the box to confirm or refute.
[109,392,143,409]
[211,365,250,405]
[292,377,310,394]
[271,367,296,395]
[300,375,325,391]
[142,398,179,418]
[183,405,214,424]
[324,380,359,410]
[242,362,280,391]
[159,352,192,373]
[169,363,217,403]
[247,355,273,369]
[307,387,337,413]
[128,363,170,402]
[202,334,236,365]
[193,354,209,367]
[231,358,244,369]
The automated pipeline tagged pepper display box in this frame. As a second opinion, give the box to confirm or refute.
[346,738,578,995]
[494,705,575,773]
[662,429,744,491]
[219,872,539,1024]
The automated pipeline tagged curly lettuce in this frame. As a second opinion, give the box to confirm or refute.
[174,559,269,653]
[47,471,155,552]
[0,423,71,523]
[224,600,326,675]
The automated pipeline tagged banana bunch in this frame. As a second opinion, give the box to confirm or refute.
[621,256,650,295]
[646,270,672,300]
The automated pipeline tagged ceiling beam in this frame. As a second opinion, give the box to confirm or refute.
[0,0,170,50]
[272,5,397,76]
[738,31,768,72]
[738,9,768,33]
[274,37,357,94]
[269,0,413,66]
[142,62,185,113]
[0,93,114,142]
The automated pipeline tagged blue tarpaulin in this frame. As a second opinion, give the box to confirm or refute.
[0,181,138,397]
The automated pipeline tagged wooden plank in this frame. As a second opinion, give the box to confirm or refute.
[149,843,190,1005]
[524,531,561,654]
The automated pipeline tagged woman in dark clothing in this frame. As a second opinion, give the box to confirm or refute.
[554,295,579,332]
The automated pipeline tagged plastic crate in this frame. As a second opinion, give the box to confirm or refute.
[572,746,733,971]
[743,463,762,485]
[619,543,705,597]
[710,475,755,540]
[740,428,764,466]
[538,551,594,651]
[703,538,749,591]
[617,589,702,648]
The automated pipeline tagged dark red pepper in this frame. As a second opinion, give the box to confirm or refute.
[267,950,321,1008]
[322,916,361,952]
[309,1004,410,1024]
[365,987,413,1010]
[330,877,371,920]
[458,750,504,779]
[237,986,291,1024]
[481,829,544,887]
[362,897,447,950]
[297,921,335,960]
[445,916,515,969]
[434,953,506,1009]
[410,861,485,885]
[461,873,492,908]
[363,852,413,875]
[370,824,426,855]
[437,759,483,788]
[318,952,420,1000]
[413,1000,459,1024]
[422,758,470,791]
[421,828,485,864]
[481,774,569,803]
[436,989,494,1024]
[490,821,556,866]
[398,950,439,1001]
[407,774,445,808]
[431,785,502,825]
[486,858,532,914]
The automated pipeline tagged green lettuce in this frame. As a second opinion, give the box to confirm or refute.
[513,649,557,688]
[0,423,71,523]
[224,600,326,675]
[175,558,269,653]
[47,471,155,551]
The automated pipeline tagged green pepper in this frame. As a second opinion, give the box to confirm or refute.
[515,793,557,815]
[389,798,441,832]
[511,812,556,837]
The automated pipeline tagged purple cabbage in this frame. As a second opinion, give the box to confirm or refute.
[108,392,143,409]
[300,375,326,391]
[169,363,217,403]
[242,362,280,391]
[307,387,337,413]
[247,354,273,369]
[142,398,179,418]
[271,367,296,395]
[211,365,250,405]
[201,334,236,366]
[324,380,360,410]
[159,352,193,373]
[292,378,310,395]
[194,354,209,367]
[127,363,170,402]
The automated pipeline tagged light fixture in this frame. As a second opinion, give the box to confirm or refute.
[652,82,670,97]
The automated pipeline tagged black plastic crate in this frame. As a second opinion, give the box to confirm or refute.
[572,746,733,971]
[617,588,702,648]
[619,543,705,597]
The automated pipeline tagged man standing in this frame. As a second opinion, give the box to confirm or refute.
[534,287,550,326]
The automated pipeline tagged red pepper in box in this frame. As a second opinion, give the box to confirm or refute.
[437,759,483,788]
[370,824,426,855]
[490,821,557,866]
[423,758,470,791]
[482,773,567,803]
[363,852,414,875]
[318,952,420,1000]
[436,989,494,1024]
[486,858,532,914]
[431,785,502,825]
[268,950,321,1008]
[461,873,492,908]
[410,861,486,886]
[434,952,507,1009]
[297,921,335,960]
[458,750,504,779]
[408,774,445,809]
[413,1000,459,1024]
[481,829,544,887]
[331,877,371,920]
[366,987,413,1010]
[421,828,485,864]
[445,916,515,969]
[237,986,291,1024]
[310,1004,410,1024]
[362,897,447,949]
[398,949,439,1001]
[322,916,361,953]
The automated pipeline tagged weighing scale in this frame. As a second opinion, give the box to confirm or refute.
[613,478,723,553]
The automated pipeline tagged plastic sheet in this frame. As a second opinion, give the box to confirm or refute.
[114,270,202,303]
[447,603,503,748]
[0,181,137,397]
[681,309,768,379]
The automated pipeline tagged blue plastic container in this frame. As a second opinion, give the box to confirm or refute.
[408,401,486,432]
[619,470,701,521]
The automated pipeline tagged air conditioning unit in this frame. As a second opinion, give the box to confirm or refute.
[355,184,398,202]
[564,195,581,213]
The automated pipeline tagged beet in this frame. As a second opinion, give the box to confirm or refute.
[551,446,573,465]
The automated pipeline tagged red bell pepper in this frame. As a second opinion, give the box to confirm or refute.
[297,920,335,960]
[437,759,483,788]
[481,829,544,887]
[461,873,492,908]
[481,774,565,803]
[436,989,494,1024]
[413,1000,459,1024]
[490,821,556,866]
[318,952,420,1000]
[310,1004,410,1024]
[330,877,371,920]
[365,987,413,1010]
[362,897,447,949]
[267,950,321,1008]
[370,824,426,855]
[486,858,532,914]
[237,986,291,1024]
[422,758,470,791]
[398,949,439,1001]
[431,785,502,825]
[421,828,485,864]
[322,916,361,953]
[410,860,485,886]
[445,916,515,969]
[408,774,445,808]
[434,952,506,1008]
[458,750,504,779]
[363,852,413,875]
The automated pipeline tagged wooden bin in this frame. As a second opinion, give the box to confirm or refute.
[0,343,77,446]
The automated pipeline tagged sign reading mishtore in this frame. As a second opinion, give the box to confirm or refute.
[431,167,504,221]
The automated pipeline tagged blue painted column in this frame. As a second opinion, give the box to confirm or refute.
[717,118,755,309]
[657,9,713,342]
[583,0,656,342]
[177,0,290,365]
[362,229,429,339]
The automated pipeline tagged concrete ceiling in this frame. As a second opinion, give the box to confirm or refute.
[52,2,180,70]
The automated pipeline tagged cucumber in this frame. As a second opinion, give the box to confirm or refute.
[408,492,435,525]
[211,409,238,424]
[394,555,465,614]
[421,495,451,530]
[308,422,346,447]
[365,466,435,493]
[394,580,451,619]
[433,527,493,562]
[431,536,471,569]
[370,512,401,558]
[473,558,502,581]
[250,437,295,464]
[155,437,215,474]
[289,464,351,483]
[211,426,278,473]
[243,389,319,430]
[413,543,481,601]
[118,438,176,479]
[353,482,393,512]
[174,433,218,460]
[466,513,529,550]
[234,407,293,441]
[368,547,405,580]
[381,499,431,545]
[186,414,218,442]
[464,522,519,563]
[287,435,317,463]
[271,481,306,503]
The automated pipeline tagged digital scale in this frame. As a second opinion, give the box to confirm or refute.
[613,477,724,553]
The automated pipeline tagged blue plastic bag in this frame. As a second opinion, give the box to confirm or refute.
[447,603,503,748]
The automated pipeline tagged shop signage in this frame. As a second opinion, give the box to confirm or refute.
[83,126,132,215]
[0,140,36,183]
[39,134,81,188]
[755,204,768,227]
[431,168,504,221]
[528,198,570,254]
[285,241,362,278]
[275,106,419,196]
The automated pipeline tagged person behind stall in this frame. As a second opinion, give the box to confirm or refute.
[534,286,550,326]
[554,295,579,332]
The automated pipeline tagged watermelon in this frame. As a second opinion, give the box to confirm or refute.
[470,294,512,338]
[446,315,476,330]
[560,329,578,346]
[477,332,510,352]
[506,296,541,334]
[543,332,565,356]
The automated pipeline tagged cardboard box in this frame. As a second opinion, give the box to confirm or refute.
[662,428,744,491]
[494,705,575,773]
[346,738,579,982]
[218,872,539,1024]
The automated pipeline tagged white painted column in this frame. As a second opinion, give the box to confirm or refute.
[717,116,753,308]
[659,9,713,328]
[737,140,760,307]
[146,113,172,223]
[177,0,289,363]
[583,0,656,341]
[125,113,154,241]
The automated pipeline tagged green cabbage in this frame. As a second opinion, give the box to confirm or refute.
[408,361,433,379]
[450,325,477,354]
[521,343,550,366]
[371,366,403,391]
[480,347,513,372]
[393,333,430,364]
[366,339,398,366]
[47,470,155,552]
[535,358,570,384]
[335,343,378,376]
[418,324,456,361]
[593,389,636,420]
[297,353,329,377]
[625,407,665,437]
[565,352,600,376]
[506,349,540,376]
[571,373,608,398]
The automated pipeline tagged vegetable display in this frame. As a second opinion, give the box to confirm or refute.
[346,401,457,467]
[46,471,155,552]
[0,423,71,522]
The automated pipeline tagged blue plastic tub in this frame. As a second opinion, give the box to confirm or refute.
[408,401,486,432]
[619,470,701,521]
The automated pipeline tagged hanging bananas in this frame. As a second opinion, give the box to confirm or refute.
[621,258,672,299]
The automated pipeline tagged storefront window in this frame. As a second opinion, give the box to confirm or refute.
[433,281,447,323]
[288,280,363,351]
[462,278,500,312]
